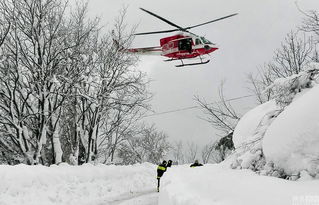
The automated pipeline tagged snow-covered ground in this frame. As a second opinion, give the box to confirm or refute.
[2,80,319,205]
[159,164,319,205]
[0,163,157,205]
[1,163,318,205]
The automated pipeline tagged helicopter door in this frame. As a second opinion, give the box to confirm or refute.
[178,38,192,53]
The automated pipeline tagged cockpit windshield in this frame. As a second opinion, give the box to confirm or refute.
[200,37,212,44]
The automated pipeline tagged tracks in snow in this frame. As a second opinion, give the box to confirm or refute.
[107,189,159,205]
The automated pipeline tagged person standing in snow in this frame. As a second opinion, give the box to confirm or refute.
[190,160,203,167]
[157,160,167,192]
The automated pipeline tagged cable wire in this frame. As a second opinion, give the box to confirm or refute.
[144,94,255,118]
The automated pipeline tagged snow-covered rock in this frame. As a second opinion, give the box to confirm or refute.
[263,84,319,176]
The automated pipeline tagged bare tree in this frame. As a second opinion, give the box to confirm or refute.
[247,31,314,106]
[118,124,170,165]
[201,143,215,164]
[195,83,241,135]
[0,1,150,165]
[247,66,273,104]
[142,125,170,164]
[301,10,319,40]
[185,141,198,163]
[67,8,150,164]
[171,140,185,165]
[0,19,10,48]
[0,3,10,48]
[268,31,313,78]
[98,94,150,163]
[0,0,81,164]
[300,10,319,62]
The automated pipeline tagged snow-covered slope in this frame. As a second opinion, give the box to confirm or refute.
[0,163,156,205]
[263,84,319,175]
[159,164,319,205]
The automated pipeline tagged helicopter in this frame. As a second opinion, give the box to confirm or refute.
[126,8,238,67]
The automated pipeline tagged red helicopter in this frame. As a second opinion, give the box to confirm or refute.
[127,8,238,67]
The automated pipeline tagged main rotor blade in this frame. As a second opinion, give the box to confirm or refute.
[140,8,185,31]
[185,13,238,30]
[134,29,180,35]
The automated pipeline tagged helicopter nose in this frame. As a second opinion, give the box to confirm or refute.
[204,45,211,50]
[204,45,218,54]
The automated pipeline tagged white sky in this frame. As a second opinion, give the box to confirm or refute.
[87,0,319,146]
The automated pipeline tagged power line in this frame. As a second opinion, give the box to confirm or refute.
[144,94,255,118]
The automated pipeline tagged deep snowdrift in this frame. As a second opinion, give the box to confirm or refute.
[263,85,319,175]
[233,100,279,149]
[1,163,318,205]
[159,164,319,205]
[229,100,280,171]
[0,163,156,205]
[230,66,319,178]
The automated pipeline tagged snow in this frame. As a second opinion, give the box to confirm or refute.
[264,69,317,107]
[229,66,319,176]
[1,163,318,205]
[263,84,319,176]
[232,100,279,149]
[0,163,157,205]
[159,164,319,205]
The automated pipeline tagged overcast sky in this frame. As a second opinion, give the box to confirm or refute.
[87,0,319,146]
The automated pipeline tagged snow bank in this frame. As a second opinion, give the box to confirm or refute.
[232,100,279,149]
[0,163,156,205]
[159,164,319,205]
[231,67,319,177]
[227,100,280,171]
[263,84,319,176]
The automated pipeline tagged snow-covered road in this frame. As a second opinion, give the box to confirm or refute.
[1,163,318,205]
[109,189,158,205]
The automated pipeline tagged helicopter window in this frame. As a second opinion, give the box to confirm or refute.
[195,39,202,45]
[178,38,192,53]
[200,37,212,44]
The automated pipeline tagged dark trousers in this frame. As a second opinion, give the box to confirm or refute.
[157,177,160,191]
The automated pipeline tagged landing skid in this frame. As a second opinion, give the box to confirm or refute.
[164,58,180,62]
[175,59,210,67]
